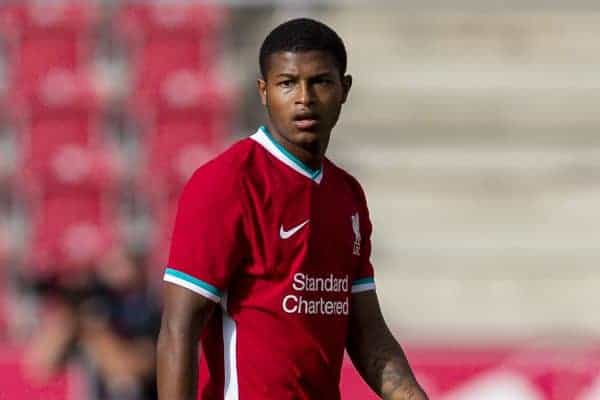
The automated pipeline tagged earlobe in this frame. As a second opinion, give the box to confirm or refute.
[257,79,268,106]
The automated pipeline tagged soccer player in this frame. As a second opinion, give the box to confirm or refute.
[157,18,428,400]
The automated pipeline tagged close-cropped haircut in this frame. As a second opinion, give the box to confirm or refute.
[259,18,347,79]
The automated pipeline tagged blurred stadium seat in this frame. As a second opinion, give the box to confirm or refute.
[11,70,119,196]
[0,1,232,279]
[27,189,119,275]
[116,2,226,116]
[0,1,96,100]
[139,69,231,202]
[0,344,83,400]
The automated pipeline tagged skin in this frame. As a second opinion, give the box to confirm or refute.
[157,49,428,400]
[157,283,215,400]
[257,50,352,171]
[348,292,428,400]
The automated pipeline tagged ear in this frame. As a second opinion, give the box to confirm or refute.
[257,78,268,106]
[341,75,352,104]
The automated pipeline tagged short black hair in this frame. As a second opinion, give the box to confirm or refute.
[259,18,347,79]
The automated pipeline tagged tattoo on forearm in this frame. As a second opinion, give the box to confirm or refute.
[352,322,427,400]
[382,358,424,400]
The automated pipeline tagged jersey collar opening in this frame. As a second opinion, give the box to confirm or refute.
[251,126,324,184]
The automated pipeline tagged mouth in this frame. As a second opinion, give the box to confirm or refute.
[293,113,319,130]
[294,119,318,130]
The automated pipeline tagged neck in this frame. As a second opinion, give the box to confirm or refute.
[265,124,324,171]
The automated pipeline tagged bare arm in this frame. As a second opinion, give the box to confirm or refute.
[346,291,428,400]
[157,283,216,400]
[80,322,156,385]
[24,302,77,381]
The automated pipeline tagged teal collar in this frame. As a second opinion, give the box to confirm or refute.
[251,126,324,183]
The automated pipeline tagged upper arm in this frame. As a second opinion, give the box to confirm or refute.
[157,274,218,400]
[163,163,249,304]
[347,290,389,352]
[160,282,217,339]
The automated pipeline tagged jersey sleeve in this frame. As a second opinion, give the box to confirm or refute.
[163,163,249,303]
[350,179,376,294]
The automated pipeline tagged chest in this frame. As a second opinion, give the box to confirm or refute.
[244,175,362,278]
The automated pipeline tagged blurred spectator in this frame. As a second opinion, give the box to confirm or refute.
[80,248,160,400]
[23,247,160,400]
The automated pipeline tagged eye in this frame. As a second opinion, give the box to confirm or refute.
[314,77,333,86]
[278,80,293,88]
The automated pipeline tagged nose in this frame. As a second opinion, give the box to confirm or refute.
[295,81,314,106]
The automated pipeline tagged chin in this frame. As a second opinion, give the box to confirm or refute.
[276,125,324,153]
[293,131,322,152]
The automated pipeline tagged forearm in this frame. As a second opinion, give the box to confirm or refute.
[82,328,155,378]
[380,350,428,400]
[348,333,427,400]
[347,290,428,400]
[156,323,199,400]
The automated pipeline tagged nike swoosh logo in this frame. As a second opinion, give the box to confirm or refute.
[280,220,309,239]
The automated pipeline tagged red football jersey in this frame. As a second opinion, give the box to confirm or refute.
[164,126,376,399]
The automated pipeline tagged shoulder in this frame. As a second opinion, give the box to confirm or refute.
[185,138,256,191]
[181,138,258,205]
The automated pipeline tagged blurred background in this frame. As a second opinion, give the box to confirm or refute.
[0,1,599,399]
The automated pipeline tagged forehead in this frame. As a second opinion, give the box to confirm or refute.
[265,50,339,79]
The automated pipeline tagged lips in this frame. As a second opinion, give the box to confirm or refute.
[293,112,319,130]
[294,119,318,130]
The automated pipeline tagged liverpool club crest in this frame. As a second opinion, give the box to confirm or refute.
[351,212,361,256]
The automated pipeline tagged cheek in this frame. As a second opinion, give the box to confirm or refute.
[267,91,291,113]
[320,92,344,114]
[318,87,343,104]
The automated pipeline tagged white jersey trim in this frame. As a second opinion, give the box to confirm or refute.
[351,277,376,294]
[351,282,376,293]
[222,292,239,400]
[163,275,221,303]
[250,127,324,184]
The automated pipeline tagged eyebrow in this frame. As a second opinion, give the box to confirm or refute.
[311,72,335,79]
[275,71,335,79]
[275,73,297,79]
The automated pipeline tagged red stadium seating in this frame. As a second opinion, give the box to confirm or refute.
[0,1,96,99]
[0,345,84,399]
[148,197,180,279]
[10,71,121,274]
[0,261,7,339]
[116,2,226,112]
[147,68,231,127]
[27,189,119,275]
[133,69,233,275]
[138,69,231,204]
[11,70,119,195]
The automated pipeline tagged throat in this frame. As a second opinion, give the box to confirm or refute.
[289,142,322,171]
[264,125,323,172]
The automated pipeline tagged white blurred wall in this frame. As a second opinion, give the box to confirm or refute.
[231,5,600,342]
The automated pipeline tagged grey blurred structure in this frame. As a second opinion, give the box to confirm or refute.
[228,3,600,342]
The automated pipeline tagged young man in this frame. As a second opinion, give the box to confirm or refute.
[157,18,428,400]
